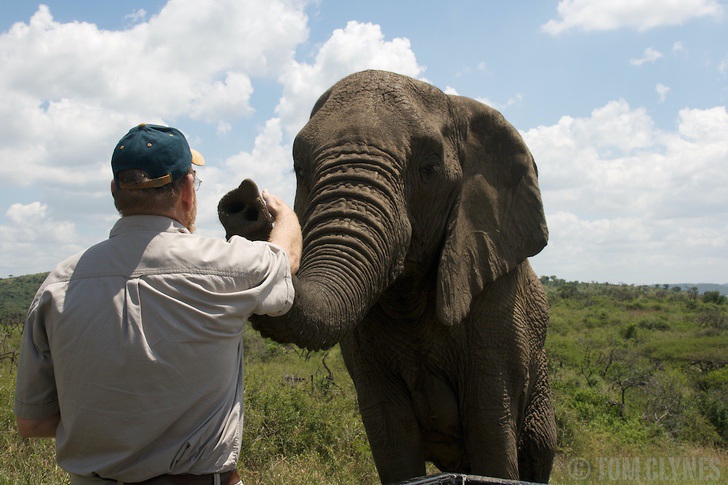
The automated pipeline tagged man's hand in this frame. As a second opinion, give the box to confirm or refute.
[262,190,302,275]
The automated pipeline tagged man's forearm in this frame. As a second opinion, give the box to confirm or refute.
[16,413,60,438]
[269,210,302,275]
[261,190,303,274]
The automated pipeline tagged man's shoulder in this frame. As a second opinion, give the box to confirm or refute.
[27,246,92,305]
[169,233,280,274]
[43,246,95,284]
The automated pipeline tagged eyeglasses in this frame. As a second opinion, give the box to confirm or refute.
[192,170,202,191]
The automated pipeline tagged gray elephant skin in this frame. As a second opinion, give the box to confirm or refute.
[221,70,556,484]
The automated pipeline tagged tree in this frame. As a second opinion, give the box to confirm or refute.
[558,282,579,299]
[703,291,727,305]
[696,306,728,331]
[605,352,651,418]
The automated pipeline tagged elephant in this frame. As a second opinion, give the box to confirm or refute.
[218,70,556,484]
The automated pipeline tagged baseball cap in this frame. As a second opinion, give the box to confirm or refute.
[112,123,205,189]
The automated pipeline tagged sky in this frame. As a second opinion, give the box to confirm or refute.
[0,0,726,285]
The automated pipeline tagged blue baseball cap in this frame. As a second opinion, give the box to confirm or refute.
[112,123,205,189]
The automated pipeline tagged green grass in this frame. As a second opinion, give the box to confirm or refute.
[238,330,378,483]
[1,277,727,483]
[1,362,68,484]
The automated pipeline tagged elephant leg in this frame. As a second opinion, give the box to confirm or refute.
[462,399,521,480]
[460,351,524,480]
[517,351,557,482]
[341,338,425,483]
[358,391,426,484]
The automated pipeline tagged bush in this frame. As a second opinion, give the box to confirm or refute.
[703,291,727,305]
[240,342,377,483]
[637,317,670,331]
[696,305,728,331]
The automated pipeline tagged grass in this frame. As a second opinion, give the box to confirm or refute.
[1,365,67,484]
[1,277,727,483]
[238,331,379,484]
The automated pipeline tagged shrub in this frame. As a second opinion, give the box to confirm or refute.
[702,291,727,305]
[240,345,376,483]
[696,305,728,331]
[637,317,670,331]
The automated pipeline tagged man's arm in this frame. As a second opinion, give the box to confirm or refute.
[16,413,60,438]
[262,190,302,275]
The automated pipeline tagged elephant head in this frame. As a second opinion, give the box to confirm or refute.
[228,70,546,349]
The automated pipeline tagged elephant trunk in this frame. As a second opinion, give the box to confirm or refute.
[247,154,406,350]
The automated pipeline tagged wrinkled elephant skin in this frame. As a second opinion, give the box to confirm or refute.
[219,70,556,484]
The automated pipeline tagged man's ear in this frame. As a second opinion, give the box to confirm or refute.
[180,173,195,207]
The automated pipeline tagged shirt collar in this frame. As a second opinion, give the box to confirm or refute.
[109,215,191,238]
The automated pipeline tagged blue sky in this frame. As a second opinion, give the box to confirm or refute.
[0,0,726,285]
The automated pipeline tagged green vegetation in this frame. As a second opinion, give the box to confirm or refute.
[542,277,727,483]
[0,273,47,317]
[1,275,726,483]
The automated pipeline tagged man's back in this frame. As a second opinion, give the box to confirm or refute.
[15,215,294,481]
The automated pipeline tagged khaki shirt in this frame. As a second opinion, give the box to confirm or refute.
[14,215,294,482]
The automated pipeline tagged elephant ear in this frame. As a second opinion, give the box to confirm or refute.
[436,96,548,326]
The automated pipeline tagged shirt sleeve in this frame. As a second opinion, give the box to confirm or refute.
[247,240,295,317]
[14,289,61,420]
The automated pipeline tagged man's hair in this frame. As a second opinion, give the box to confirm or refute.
[113,169,188,216]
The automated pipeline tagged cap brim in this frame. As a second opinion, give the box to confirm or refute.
[191,148,205,167]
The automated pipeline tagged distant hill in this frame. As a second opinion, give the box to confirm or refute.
[0,272,49,316]
[670,283,728,296]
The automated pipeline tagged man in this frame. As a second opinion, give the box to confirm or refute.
[14,123,302,484]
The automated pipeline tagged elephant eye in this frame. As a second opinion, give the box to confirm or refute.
[418,150,442,182]
[419,156,440,182]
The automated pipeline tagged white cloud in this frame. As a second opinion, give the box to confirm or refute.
[189,71,255,126]
[719,56,728,77]
[629,47,663,66]
[542,0,723,35]
[455,61,490,79]
[6,202,47,224]
[524,102,728,283]
[221,118,292,197]
[125,9,148,25]
[475,94,524,111]
[0,202,82,276]
[677,105,728,141]
[672,41,687,55]
[275,20,424,138]
[656,83,671,102]
[0,0,310,189]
